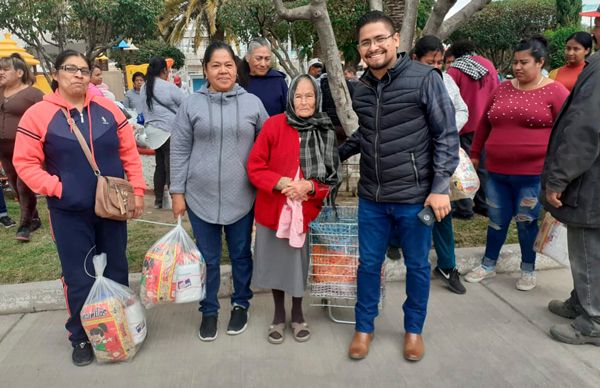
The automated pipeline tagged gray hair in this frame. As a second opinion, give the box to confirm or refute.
[246,37,271,58]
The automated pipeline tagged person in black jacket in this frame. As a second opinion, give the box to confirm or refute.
[319,70,354,145]
[341,11,459,362]
[542,49,600,346]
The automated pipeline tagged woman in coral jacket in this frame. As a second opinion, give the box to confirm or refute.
[247,74,341,344]
[13,50,145,366]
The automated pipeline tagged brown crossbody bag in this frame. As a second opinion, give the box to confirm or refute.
[61,108,135,221]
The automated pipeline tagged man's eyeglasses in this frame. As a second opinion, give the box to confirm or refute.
[59,65,91,76]
[358,34,394,50]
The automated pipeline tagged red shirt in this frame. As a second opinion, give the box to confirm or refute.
[247,114,330,232]
[471,80,569,175]
[550,62,585,91]
[447,55,500,135]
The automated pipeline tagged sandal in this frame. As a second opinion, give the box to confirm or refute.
[268,323,285,344]
[291,322,311,342]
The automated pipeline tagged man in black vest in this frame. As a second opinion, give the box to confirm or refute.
[542,42,600,346]
[340,11,459,361]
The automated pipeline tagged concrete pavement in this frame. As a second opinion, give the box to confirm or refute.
[0,269,598,388]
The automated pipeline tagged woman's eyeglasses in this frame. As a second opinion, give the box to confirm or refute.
[59,65,91,76]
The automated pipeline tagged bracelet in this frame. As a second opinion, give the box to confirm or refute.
[307,179,315,195]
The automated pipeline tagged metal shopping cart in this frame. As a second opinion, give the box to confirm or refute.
[308,206,385,324]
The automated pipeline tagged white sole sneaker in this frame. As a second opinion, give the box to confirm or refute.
[464,270,496,283]
[226,311,250,335]
[198,330,218,342]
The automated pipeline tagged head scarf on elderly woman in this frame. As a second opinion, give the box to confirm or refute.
[285,74,341,186]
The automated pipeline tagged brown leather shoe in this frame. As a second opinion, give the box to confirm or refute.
[403,333,424,361]
[348,331,374,360]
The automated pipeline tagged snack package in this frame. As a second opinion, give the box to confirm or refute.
[311,245,356,284]
[449,148,480,201]
[81,253,147,363]
[534,213,569,267]
[140,217,206,308]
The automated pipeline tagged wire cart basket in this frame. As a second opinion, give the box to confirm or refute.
[308,206,385,324]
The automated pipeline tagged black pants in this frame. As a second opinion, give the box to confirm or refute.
[49,207,128,346]
[454,132,488,218]
[153,139,170,203]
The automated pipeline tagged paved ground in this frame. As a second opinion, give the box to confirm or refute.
[0,269,598,388]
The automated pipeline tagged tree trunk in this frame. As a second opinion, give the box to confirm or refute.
[422,0,457,37]
[273,0,358,135]
[398,0,418,52]
[369,0,383,11]
[435,0,492,40]
[384,0,406,31]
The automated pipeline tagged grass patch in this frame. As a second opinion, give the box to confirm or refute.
[1,195,517,284]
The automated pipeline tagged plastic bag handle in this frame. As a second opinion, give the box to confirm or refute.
[83,245,97,279]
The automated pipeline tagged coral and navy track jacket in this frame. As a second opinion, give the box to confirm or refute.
[13,91,146,211]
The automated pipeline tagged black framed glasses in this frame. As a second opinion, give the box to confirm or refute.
[59,65,91,76]
[358,34,394,50]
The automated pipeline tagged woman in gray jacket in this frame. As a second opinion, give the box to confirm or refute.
[170,42,269,342]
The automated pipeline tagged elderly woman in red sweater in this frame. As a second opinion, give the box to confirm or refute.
[464,37,569,291]
[247,74,340,344]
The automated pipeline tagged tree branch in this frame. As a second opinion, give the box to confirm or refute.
[437,0,492,40]
[272,0,312,21]
[422,0,457,37]
[369,0,383,11]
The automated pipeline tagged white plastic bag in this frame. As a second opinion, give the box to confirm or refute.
[449,148,480,201]
[534,213,570,267]
[80,253,147,363]
[140,217,206,308]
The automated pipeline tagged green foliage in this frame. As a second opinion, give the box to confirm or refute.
[545,25,582,69]
[417,0,436,32]
[556,0,582,27]
[450,0,556,74]
[327,0,370,65]
[110,40,186,69]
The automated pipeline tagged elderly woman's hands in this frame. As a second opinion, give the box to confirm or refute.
[282,180,314,202]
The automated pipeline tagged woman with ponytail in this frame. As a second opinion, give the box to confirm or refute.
[139,56,185,208]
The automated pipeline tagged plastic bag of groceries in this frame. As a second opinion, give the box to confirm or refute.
[534,213,569,267]
[80,253,147,363]
[140,217,206,308]
[449,148,480,201]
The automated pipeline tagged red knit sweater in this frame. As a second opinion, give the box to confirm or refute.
[471,80,569,175]
[247,113,330,232]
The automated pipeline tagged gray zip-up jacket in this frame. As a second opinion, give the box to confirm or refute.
[140,78,185,132]
[170,84,269,224]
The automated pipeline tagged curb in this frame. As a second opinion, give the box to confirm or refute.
[0,244,563,315]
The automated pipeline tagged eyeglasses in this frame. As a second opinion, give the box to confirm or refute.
[358,34,394,50]
[59,65,91,76]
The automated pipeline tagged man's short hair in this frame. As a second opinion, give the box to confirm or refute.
[356,10,396,39]
[446,40,476,59]
[132,71,145,82]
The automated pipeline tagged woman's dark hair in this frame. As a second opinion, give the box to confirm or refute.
[566,31,593,52]
[93,64,102,71]
[514,35,548,63]
[413,35,444,59]
[202,41,237,85]
[0,53,34,85]
[237,56,250,88]
[446,40,476,59]
[145,56,167,111]
[51,49,91,92]
[132,71,145,83]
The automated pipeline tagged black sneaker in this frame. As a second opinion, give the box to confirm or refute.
[30,218,42,232]
[0,215,16,228]
[15,225,31,242]
[226,306,249,335]
[386,246,403,261]
[72,341,94,366]
[435,267,466,295]
[198,315,218,341]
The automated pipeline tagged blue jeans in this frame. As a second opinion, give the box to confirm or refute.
[432,214,456,270]
[0,187,7,216]
[356,198,432,334]
[188,209,254,316]
[482,173,541,272]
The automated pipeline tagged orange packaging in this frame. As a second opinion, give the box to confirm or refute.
[81,298,136,362]
[141,242,177,305]
[311,245,357,284]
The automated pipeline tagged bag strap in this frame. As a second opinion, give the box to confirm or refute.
[60,108,101,176]
[152,95,177,115]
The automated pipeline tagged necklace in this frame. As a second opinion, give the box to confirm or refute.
[517,75,544,90]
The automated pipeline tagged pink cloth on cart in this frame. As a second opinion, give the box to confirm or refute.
[276,168,305,248]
